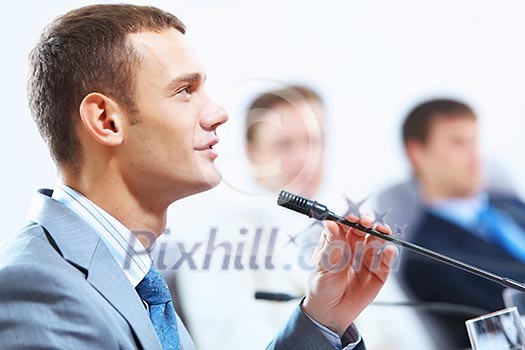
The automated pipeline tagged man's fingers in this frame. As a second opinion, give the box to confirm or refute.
[326,221,344,241]
[345,213,374,240]
[318,214,398,276]
[365,223,393,248]
[359,243,398,283]
[314,235,349,274]
[359,214,375,228]
[312,231,327,263]
[343,213,359,223]
[374,245,399,282]
[382,245,398,267]
[374,223,392,235]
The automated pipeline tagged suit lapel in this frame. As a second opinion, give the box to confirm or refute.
[88,239,162,350]
[26,189,162,350]
[490,196,525,231]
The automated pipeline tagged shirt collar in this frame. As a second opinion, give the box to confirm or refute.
[427,192,489,231]
[51,183,150,287]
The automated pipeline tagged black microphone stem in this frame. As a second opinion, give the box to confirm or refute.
[254,291,489,317]
[277,190,525,293]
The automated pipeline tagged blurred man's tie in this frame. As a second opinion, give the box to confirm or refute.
[478,205,525,263]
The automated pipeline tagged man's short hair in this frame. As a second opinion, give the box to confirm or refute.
[402,98,476,145]
[27,4,186,168]
[245,85,324,143]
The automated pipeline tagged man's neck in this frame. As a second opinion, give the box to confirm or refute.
[59,171,168,247]
[422,185,478,204]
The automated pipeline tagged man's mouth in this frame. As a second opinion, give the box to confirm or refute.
[195,137,219,160]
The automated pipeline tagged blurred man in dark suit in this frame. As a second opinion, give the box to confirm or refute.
[398,99,525,349]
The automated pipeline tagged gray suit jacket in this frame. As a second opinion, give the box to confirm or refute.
[0,189,365,349]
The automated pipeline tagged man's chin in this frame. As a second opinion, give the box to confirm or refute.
[176,172,222,201]
[197,167,223,190]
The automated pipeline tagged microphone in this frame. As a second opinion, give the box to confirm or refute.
[277,190,525,292]
[254,291,298,302]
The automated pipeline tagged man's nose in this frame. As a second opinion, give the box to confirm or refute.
[200,100,229,131]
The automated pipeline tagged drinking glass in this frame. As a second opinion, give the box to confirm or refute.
[466,307,525,350]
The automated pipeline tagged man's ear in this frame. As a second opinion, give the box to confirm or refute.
[405,139,425,170]
[79,92,124,147]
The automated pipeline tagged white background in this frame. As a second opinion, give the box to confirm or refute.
[1,0,524,237]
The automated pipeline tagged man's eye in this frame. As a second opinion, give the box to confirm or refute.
[179,86,191,95]
[173,85,192,97]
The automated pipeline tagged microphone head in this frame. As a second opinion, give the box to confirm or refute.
[277,190,311,216]
[277,190,334,221]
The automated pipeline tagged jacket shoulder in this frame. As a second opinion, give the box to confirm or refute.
[0,224,121,349]
[0,223,63,272]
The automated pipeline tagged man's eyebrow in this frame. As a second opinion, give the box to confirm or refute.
[166,72,207,90]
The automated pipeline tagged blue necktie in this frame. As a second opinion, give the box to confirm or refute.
[136,262,180,350]
[477,205,525,263]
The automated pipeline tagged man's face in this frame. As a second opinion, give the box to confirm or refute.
[247,100,324,197]
[118,29,228,202]
[412,115,482,198]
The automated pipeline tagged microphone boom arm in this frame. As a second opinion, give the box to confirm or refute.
[277,190,525,293]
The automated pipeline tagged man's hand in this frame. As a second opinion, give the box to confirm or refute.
[302,214,398,336]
